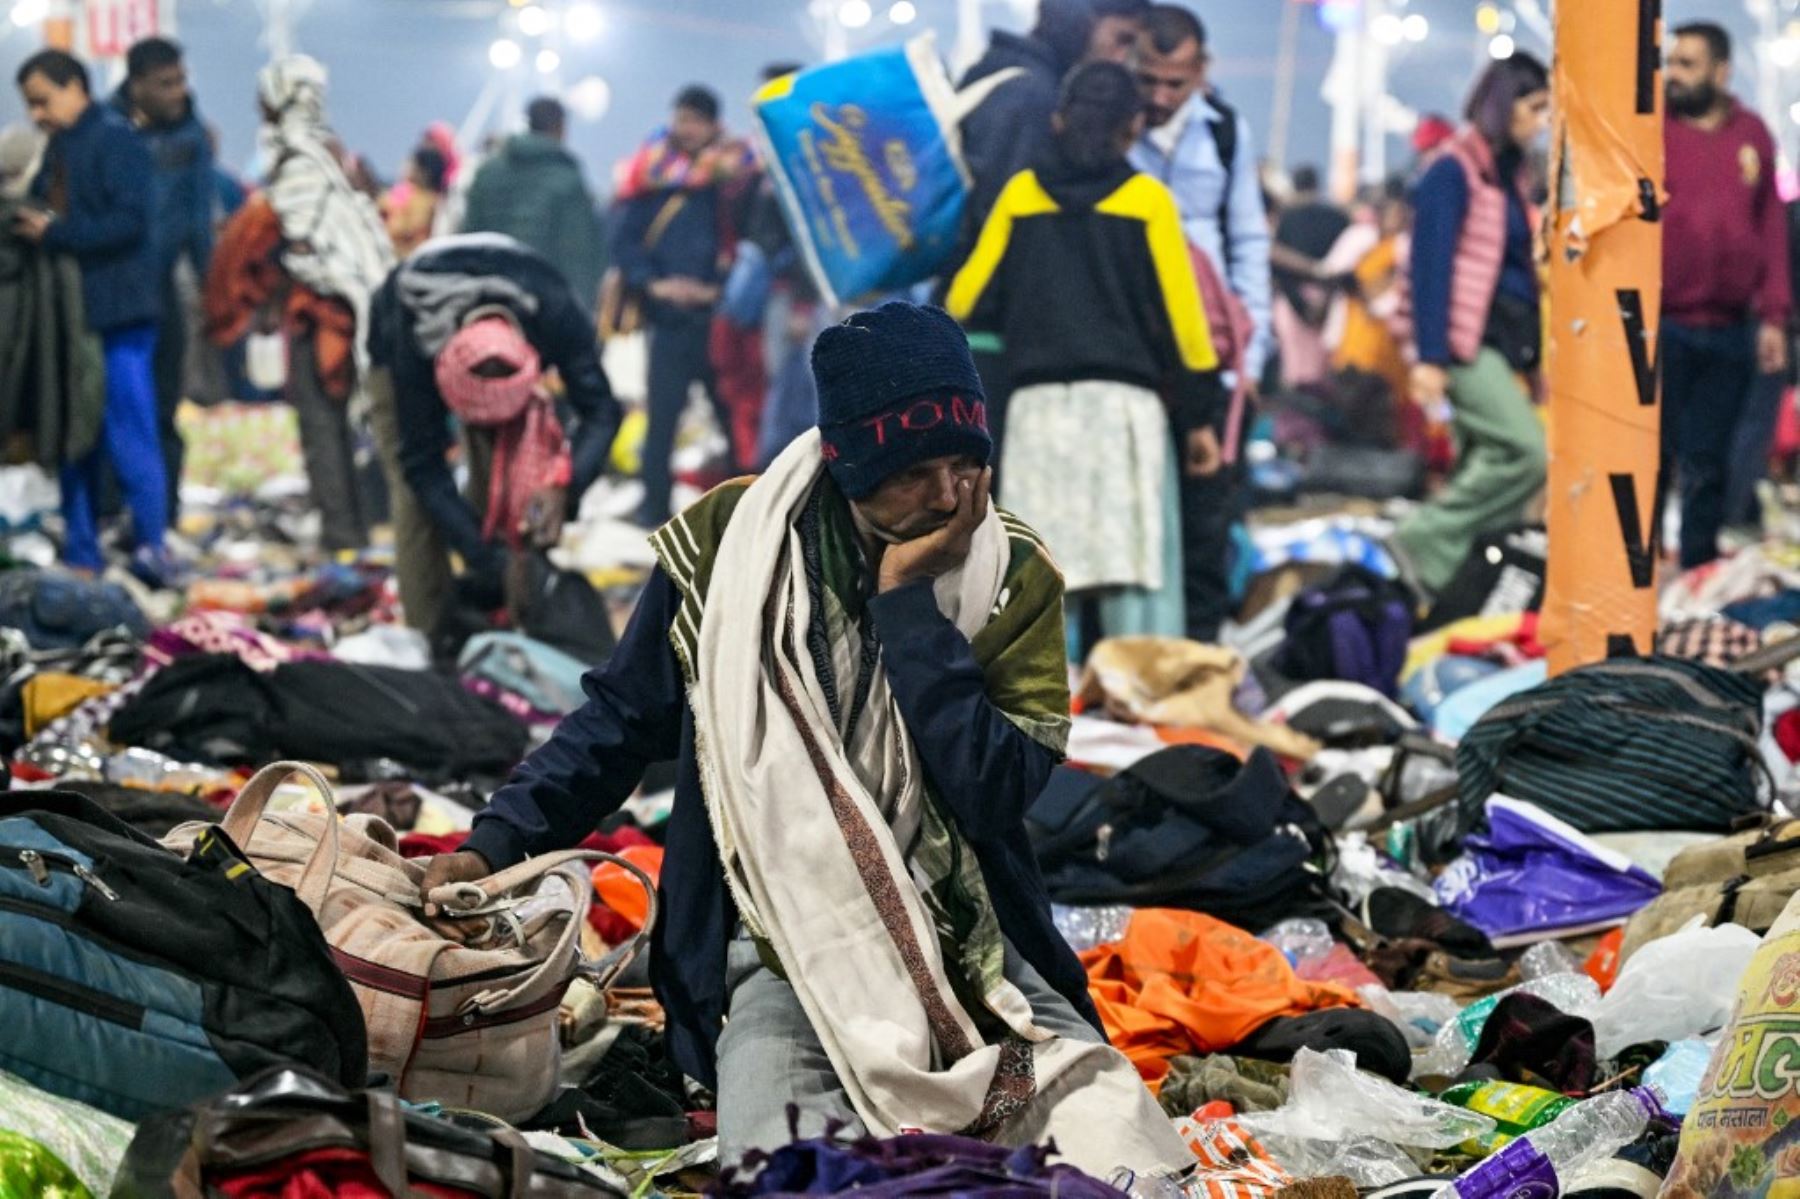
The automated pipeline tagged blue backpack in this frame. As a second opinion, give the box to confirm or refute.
[1276,566,1415,699]
[0,790,366,1119]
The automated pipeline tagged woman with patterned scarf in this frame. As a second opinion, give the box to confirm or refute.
[253,55,393,550]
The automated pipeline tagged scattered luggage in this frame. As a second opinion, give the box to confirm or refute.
[162,761,657,1123]
[0,786,367,1120]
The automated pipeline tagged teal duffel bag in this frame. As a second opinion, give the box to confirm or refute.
[1455,655,1769,835]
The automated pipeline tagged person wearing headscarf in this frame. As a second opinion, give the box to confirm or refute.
[365,233,619,636]
[251,54,394,550]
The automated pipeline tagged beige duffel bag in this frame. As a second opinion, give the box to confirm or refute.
[163,761,655,1122]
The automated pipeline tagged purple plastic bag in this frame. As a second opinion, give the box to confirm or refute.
[1435,797,1661,944]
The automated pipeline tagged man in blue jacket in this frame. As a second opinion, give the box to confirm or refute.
[416,305,1195,1173]
[114,37,214,516]
[611,85,735,529]
[15,50,171,587]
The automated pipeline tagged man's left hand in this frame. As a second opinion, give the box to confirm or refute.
[1760,322,1790,376]
[877,467,991,593]
[523,485,567,549]
[11,207,51,244]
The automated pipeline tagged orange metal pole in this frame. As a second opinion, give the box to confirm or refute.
[1539,0,1666,673]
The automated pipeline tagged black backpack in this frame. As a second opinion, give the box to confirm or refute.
[1027,745,1332,931]
[0,790,366,1120]
[1456,655,1770,835]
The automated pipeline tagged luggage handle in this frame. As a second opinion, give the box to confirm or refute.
[428,849,659,1015]
[219,760,343,916]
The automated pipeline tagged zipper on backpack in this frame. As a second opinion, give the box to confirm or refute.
[12,850,119,901]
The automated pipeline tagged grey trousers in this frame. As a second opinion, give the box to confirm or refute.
[712,931,1102,1166]
[290,332,369,553]
[366,366,494,635]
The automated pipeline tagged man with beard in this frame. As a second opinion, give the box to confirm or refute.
[1130,4,1270,642]
[1663,21,1791,568]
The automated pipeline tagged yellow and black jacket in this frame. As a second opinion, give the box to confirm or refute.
[946,150,1221,428]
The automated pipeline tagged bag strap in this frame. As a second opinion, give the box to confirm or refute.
[219,760,343,915]
[643,192,689,254]
[428,849,659,1016]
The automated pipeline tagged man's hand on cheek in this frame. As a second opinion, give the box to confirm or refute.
[876,467,991,593]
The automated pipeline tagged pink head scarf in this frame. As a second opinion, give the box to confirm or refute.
[434,314,570,548]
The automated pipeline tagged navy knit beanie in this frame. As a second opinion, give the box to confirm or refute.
[811,302,991,498]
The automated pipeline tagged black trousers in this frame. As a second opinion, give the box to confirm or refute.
[1168,400,1243,644]
[640,317,722,527]
[152,274,187,516]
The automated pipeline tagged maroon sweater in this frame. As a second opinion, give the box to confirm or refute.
[1664,101,1791,328]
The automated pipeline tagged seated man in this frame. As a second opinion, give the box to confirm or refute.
[422,303,1190,1176]
[366,233,619,635]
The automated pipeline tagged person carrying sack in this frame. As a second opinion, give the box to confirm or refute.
[420,301,1193,1180]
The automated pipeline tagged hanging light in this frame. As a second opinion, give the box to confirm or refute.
[536,48,561,74]
[1488,33,1516,59]
[838,0,873,29]
[489,37,523,69]
[1475,3,1502,35]
[9,0,48,27]
[889,0,917,24]
[1401,13,1429,42]
[1371,13,1404,46]
[566,2,605,43]
[569,75,612,121]
[516,5,554,37]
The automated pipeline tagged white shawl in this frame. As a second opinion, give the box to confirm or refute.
[257,56,394,379]
[687,431,1192,1177]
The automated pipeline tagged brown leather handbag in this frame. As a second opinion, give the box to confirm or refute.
[163,761,655,1123]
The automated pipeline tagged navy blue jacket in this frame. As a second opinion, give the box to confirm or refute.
[1409,148,1539,367]
[464,567,1102,1089]
[111,88,215,282]
[367,235,619,581]
[31,101,158,333]
[610,185,722,327]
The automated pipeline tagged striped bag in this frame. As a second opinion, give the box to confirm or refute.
[1455,656,1770,834]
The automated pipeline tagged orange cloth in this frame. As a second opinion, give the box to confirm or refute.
[1080,908,1361,1092]
[592,845,664,932]
[204,195,358,400]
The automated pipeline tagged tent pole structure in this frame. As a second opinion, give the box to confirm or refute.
[1539,0,1666,673]
[1268,0,1302,172]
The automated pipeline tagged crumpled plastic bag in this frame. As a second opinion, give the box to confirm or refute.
[1435,797,1662,943]
[1236,1049,1495,1186]
[1588,918,1759,1058]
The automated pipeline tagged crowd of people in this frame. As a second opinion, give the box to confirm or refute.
[3,8,1793,653]
[6,0,1800,1183]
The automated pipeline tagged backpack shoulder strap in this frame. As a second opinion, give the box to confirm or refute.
[1205,93,1240,227]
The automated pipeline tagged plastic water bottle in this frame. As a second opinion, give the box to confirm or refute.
[1432,1088,1658,1199]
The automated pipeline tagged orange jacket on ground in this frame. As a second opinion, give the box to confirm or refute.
[1080,908,1361,1091]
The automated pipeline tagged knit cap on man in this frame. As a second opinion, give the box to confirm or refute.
[811,302,992,498]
